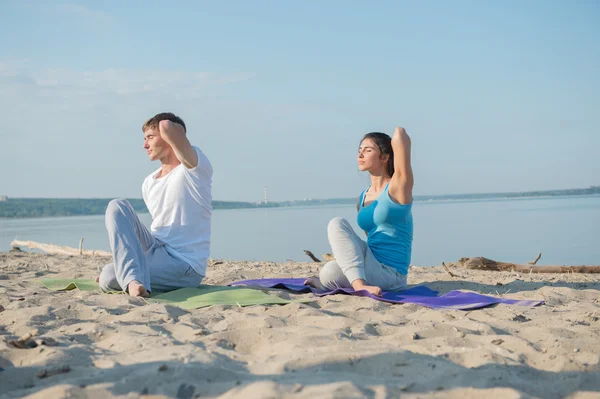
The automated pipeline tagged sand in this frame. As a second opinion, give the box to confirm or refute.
[0,251,599,399]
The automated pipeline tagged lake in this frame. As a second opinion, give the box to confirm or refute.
[1,195,599,266]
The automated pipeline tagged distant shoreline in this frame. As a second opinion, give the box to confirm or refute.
[0,186,598,219]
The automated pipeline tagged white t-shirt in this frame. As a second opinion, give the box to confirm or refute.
[142,146,213,276]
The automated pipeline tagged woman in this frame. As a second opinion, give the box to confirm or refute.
[305,127,413,296]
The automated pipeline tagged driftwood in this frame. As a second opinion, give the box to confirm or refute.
[528,252,542,265]
[442,262,458,278]
[303,249,599,274]
[452,256,600,274]
[10,240,111,257]
[322,253,335,262]
[303,250,335,263]
[303,250,321,262]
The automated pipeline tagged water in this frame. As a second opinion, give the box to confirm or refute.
[1,195,599,266]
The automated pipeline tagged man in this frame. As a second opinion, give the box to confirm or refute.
[98,112,213,297]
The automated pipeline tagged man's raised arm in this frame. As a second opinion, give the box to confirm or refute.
[159,120,198,169]
[388,127,414,205]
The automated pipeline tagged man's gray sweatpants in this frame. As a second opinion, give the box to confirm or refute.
[319,217,407,291]
[99,199,203,293]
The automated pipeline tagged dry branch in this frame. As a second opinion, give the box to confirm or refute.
[528,252,542,265]
[11,240,111,257]
[442,261,458,277]
[322,253,335,262]
[452,257,600,274]
[303,250,321,262]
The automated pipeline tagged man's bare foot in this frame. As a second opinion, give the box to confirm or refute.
[304,277,325,291]
[95,276,100,283]
[127,281,149,298]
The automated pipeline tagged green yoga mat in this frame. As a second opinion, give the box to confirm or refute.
[40,278,100,292]
[39,279,309,309]
[147,286,307,310]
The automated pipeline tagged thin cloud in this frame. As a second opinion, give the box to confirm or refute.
[0,62,255,97]
[56,3,114,25]
[21,2,114,25]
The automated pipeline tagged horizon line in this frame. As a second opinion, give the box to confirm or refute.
[1,185,598,203]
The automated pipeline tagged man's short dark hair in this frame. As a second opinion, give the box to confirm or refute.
[142,112,186,133]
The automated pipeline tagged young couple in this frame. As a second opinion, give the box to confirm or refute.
[98,112,413,298]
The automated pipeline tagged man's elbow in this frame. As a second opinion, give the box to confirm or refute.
[159,120,172,131]
[159,120,185,137]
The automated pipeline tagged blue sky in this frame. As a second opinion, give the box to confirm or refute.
[1,1,598,201]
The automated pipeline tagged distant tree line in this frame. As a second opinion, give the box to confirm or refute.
[412,186,600,202]
[0,198,146,218]
[0,186,597,218]
[0,198,287,218]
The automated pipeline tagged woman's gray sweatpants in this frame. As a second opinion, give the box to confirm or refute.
[99,199,203,293]
[319,217,407,291]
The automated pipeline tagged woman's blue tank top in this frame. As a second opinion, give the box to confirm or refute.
[357,183,413,275]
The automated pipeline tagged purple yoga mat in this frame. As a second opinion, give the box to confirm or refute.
[230,278,543,310]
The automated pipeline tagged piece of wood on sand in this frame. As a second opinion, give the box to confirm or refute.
[10,240,111,257]
[303,250,321,262]
[442,261,458,278]
[303,250,335,263]
[450,255,600,274]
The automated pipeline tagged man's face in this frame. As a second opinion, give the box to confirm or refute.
[143,128,170,161]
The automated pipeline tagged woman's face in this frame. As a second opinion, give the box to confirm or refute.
[357,138,387,172]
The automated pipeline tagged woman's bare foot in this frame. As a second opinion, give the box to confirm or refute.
[127,281,149,297]
[304,277,325,291]
[351,279,382,296]
[360,285,383,296]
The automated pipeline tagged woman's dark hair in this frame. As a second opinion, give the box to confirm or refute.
[362,132,394,177]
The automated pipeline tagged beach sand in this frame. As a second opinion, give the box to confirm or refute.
[1,251,599,398]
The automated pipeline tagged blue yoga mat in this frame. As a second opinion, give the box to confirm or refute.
[230,278,543,310]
